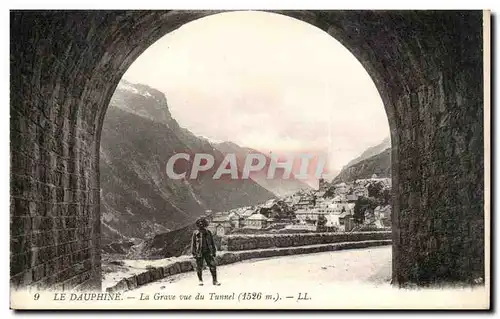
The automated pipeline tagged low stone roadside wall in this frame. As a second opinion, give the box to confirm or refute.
[105,239,391,293]
[221,231,391,251]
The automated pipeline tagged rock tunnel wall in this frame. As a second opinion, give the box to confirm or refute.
[10,10,485,290]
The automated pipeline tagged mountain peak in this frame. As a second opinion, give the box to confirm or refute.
[110,80,175,129]
[117,79,166,102]
[214,140,239,148]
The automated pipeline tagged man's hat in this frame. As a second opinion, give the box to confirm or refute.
[195,217,209,228]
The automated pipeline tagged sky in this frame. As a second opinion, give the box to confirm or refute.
[122,11,390,174]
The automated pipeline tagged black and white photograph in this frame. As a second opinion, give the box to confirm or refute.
[8,8,490,310]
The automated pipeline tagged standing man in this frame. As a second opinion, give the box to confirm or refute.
[191,217,221,286]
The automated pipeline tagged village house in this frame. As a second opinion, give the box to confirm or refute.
[244,213,269,229]
[317,197,353,210]
[295,206,333,224]
[315,196,329,207]
[331,195,344,203]
[295,209,318,224]
[294,190,357,226]
[325,213,341,229]
[356,177,392,189]
[240,208,255,218]
[207,214,232,236]
[346,194,358,202]
[320,207,355,232]
[319,203,339,213]
[315,190,326,198]
[353,185,369,198]
[293,195,316,210]
[333,182,348,195]
[206,209,248,235]
[228,211,241,229]
[340,203,355,214]
[238,208,258,228]
[370,177,392,187]
[284,195,300,207]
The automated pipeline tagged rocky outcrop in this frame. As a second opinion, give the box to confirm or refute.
[126,223,198,259]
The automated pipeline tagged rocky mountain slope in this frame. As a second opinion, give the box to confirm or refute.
[345,137,391,168]
[127,223,199,259]
[332,138,391,184]
[100,80,275,246]
[213,141,311,197]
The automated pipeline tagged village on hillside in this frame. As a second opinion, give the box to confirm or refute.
[206,174,392,236]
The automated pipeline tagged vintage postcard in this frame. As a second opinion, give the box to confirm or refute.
[9,9,490,310]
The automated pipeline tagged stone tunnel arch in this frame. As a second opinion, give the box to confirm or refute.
[10,10,485,290]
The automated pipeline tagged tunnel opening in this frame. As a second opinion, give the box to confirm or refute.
[10,10,484,292]
[99,11,393,288]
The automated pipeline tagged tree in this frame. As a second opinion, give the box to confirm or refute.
[324,186,336,198]
[269,206,282,220]
[317,214,327,227]
[353,196,378,224]
[367,182,384,198]
[381,188,391,206]
[316,214,327,232]
[281,202,295,220]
